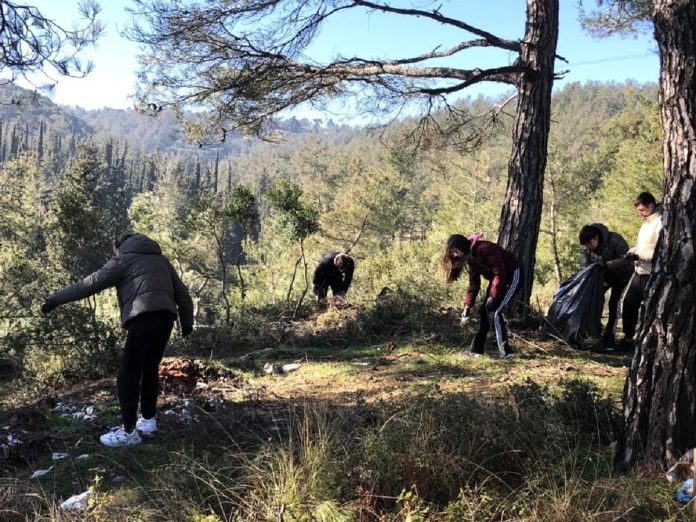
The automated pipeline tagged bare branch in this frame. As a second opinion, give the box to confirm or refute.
[127,0,537,139]
[352,0,521,52]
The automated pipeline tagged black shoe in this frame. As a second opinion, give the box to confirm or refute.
[469,339,485,355]
[602,331,615,349]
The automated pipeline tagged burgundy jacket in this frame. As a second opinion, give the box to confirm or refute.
[463,238,520,308]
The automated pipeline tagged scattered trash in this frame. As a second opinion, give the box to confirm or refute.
[59,490,92,510]
[264,362,301,375]
[55,402,97,421]
[203,396,223,411]
[52,452,68,460]
[677,479,693,503]
[72,409,97,421]
[30,467,53,479]
[111,475,125,484]
[76,454,90,460]
[195,381,209,390]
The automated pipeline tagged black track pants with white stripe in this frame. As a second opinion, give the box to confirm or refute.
[470,268,523,356]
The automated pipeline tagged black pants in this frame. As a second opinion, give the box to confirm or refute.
[471,268,523,356]
[118,310,175,431]
[622,273,649,340]
[314,275,344,300]
[605,274,631,335]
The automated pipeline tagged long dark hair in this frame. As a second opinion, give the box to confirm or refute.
[442,234,471,283]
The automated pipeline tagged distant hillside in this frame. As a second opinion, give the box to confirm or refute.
[0,84,94,138]
[70,106,358,157]
[0,83,358,158]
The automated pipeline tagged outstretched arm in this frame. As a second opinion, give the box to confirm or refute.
[44,257,125,312]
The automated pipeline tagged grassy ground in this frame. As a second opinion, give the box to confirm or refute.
[0,305,691,521]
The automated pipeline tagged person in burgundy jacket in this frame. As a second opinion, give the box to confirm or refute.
[442,233,523,357]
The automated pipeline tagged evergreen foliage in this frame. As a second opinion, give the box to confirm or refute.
[0,80,663,384]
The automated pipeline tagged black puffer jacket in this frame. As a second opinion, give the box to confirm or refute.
[313,252,354,296]
[50,234,194,328]
[581,223,632,283]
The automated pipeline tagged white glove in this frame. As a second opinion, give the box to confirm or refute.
[460,307,471,326]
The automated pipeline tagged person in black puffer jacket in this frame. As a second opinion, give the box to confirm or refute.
[313,252,354,302]
[578,223,633,348]
[41,232,194,447]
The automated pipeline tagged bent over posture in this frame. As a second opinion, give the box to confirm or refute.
[313,252,354,301]
[578,223,633,348]
[443,233,522,357]
[42,233,194,447]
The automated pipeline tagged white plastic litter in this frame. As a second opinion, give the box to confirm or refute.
[264,362,301,374]
[76,454,90,460]
[52,452,68,460]
[59,490,92,510]
[30,466,53,479]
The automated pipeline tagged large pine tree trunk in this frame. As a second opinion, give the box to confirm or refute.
[618,0,696,469]
[497,0,559,317]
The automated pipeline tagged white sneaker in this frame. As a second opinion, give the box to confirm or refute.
[136,415,158,436]
[100,426,142,447]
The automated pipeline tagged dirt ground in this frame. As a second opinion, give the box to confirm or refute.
[1,335,630,487]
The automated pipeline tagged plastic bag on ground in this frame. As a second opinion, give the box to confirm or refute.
[541,264,606,347]
[677,478,693,503]
[59,490,92,510]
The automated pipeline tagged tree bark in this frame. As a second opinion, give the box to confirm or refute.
[497,0,559,317]
[618,0,696,469]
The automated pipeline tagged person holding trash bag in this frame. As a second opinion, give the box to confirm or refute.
[41,232,194,447]
[313,252,354,302]
[578,224,633,348]
[442,233,522,357]
[619,192,663,352]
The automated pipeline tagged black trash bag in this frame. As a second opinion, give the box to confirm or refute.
[541,264,606,347]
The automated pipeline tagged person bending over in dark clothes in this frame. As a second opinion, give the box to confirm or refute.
[442,233,523,358]
[313,252,354,302]
[41,232,194,447]
[578,223,633,348]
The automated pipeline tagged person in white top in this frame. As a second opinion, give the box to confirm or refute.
[618,192,663,352]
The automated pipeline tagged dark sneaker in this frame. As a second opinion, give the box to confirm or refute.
[602,331,615,349]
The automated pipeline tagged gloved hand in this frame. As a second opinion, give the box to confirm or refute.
[485,297,500,312]
[596,259,608,269]
[623,252,639,261]
[182,325,193,338]
[41,298,58,315]
[460,307,471,326]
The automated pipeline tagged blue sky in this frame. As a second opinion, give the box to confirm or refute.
[25,0,659,114]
